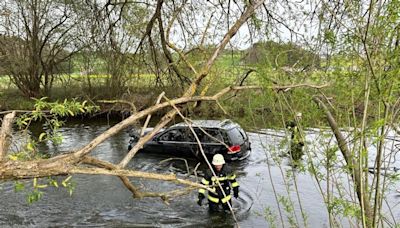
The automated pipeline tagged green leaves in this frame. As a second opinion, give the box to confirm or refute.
[61,176,75,196]
[328,197,361,218]
[13,176,75,204]
[44,98,98,117]
[38,133,47,142]
[323,29,336,45]
[15,114,30,129]
[33,97,49,112]
[31,97,99,117]
[14,181,25,192]
[27,190,43,204]
[11,98,99,161]
[48,178,59,188]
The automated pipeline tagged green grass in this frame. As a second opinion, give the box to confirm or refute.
[0,52,264,113]
[0,88,35,110]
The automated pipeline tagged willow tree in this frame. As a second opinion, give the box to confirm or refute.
[256,0,400,227]
[0,0,87,97]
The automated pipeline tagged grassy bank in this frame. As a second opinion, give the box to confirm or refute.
[1,52,393,131]
[0,61,260,122]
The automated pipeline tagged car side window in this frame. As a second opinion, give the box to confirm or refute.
[159,129,185,142]
[187,128,223,143]
[203,129,223,143]
[184,128,209,143]
[227,127,245,145]
[185,128,201,142]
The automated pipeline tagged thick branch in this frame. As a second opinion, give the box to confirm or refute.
[68,167,207,190]
[312,96,372,219]
[97,99,137,113]
[0,111,16,161]
[83,156,195,200]
[82,156,142,198]
[192,0,265,87]
[273,83,329,91]
[0,159,211,193]
[134,0,164,54]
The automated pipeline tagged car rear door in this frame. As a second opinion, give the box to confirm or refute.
[202,128,225,158]
[176,127,200,158]
[185,128,225,160]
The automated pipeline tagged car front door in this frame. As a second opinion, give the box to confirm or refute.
[156,128,186,156]
[171,127,195,157]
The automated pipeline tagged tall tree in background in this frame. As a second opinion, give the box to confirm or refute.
[0,0,82,97]
[88,1,147,97]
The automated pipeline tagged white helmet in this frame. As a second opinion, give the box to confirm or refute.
[295,112,302,118]
[212,154,225,165]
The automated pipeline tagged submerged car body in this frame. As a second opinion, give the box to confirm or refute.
[128,119,251,162]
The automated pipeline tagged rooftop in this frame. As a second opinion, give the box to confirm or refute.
[171,119,238,129]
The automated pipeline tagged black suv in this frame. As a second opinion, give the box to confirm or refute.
[128,119,251,162]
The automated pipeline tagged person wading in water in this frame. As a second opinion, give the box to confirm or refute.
[287,112,305,162]
[197,154,239,212]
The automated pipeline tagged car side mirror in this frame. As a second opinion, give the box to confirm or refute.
[156,138,164,144]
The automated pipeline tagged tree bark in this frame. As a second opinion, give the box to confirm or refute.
[0,111,16,161]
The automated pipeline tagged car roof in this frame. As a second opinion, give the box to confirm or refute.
[171,119,239,130]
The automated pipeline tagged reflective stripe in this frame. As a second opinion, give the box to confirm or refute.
[232,182,239,187]
[199,188,206,194]
[211,176,227,182]
[221,195,232,203]
[293,126,303,144]
[201,178,209,185]
[228,174,236,180]
[208,195,219,203]
[208,194,232,204]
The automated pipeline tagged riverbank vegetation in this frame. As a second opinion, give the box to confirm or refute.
[1,0,400,227]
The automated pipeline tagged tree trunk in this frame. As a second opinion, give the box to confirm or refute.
[0,112,16,161]
[313,96,373,225]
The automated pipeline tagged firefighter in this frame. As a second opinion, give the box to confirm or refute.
[197,154,239,212]
[287,112,305,161]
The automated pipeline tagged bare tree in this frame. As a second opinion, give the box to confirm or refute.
[0,0,83,97]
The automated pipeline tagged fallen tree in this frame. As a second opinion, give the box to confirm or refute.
[0,0,267,205]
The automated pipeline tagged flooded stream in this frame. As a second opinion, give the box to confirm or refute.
[1,119,400,227]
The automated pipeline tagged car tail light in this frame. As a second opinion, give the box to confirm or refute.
[228,145,241,154]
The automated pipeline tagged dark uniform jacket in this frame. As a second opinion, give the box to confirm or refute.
[198,165,239,204]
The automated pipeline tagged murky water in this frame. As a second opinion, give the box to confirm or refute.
[1,119,400,227]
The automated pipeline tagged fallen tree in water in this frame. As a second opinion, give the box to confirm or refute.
[0,1,267,208]
[0,86,259,196]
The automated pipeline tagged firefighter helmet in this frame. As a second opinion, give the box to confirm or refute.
[212,154,225,165]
